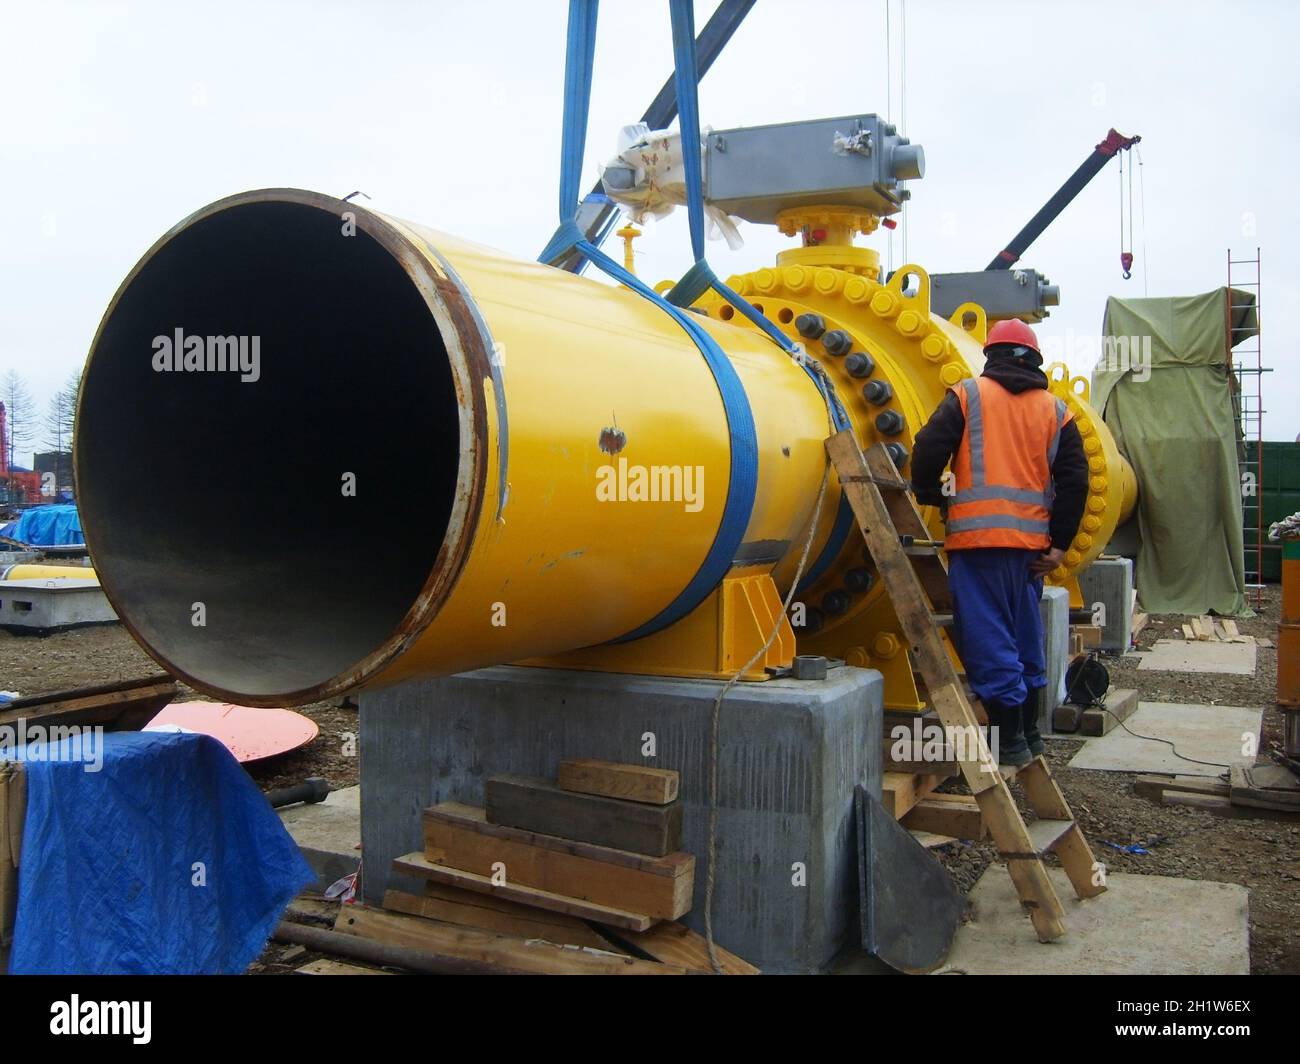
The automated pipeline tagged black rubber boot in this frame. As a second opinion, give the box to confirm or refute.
[1023,687,1046,757]
[987,700,1031,767]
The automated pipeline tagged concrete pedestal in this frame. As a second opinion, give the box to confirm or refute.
[1039,584,1070,732]
[359,664,884,974]
[1077,557,1135,653]
[0,578,115,631]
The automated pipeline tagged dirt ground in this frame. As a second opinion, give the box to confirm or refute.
[933,583,1298,976]
[1,587,1294,974]
[0,626,361,793]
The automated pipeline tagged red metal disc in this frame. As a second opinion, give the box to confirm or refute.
[144,702,319,763]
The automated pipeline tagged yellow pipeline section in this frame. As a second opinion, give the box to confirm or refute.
[75,189,1134,709]
[0,564,98,583]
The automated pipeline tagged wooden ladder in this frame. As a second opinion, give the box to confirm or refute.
[827,431,1106,942]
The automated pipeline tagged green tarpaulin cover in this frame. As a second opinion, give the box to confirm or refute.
[1092,288,1258,616]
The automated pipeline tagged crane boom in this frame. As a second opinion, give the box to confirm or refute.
[985,128,1140,271]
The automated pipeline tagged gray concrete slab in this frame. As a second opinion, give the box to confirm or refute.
[1136,639,1257,675]
[937,866,1249,974]
[1077,556,1134,652]
[278,784,360,893]
[1067,701,1261,776]
[359,664,883,974]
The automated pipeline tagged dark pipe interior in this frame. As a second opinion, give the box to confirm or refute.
[77,201,460,698]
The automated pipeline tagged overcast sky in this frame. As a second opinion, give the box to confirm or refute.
[2,0,1297,465]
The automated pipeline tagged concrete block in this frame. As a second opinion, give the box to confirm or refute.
[0,579,116,631]
[1039,584,1070,731]
[359,664,884,974]
[278,784,361,894]
[1067,701,1261,777]
[939,867,1249,975]
[1077,556,1134,653]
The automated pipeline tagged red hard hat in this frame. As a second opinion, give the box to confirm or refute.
[984,318,1040,355]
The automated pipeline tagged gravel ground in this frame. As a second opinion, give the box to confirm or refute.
[2,587,1294,974]
[932,583,1298,975]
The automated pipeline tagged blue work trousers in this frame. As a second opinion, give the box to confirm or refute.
[947,547,1047,707]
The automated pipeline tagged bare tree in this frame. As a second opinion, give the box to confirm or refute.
[1,370,36,472]
[43,371,81,491]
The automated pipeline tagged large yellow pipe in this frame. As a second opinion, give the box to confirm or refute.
[75,189,1135,708]
[75,189,833,705]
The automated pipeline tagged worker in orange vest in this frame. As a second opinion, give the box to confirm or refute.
[911,319,1088,765]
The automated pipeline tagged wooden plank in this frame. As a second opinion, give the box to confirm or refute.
[1134,775,1231,801]
[557,759,679,805]
[594,921,760,975]
[0,675,176,732]
[1132,612,1149,637]
[1078,688,1139,736]
[284,895,342,924]
[383,887,617,951]
[485,773,682,857]
[1072,625,1103,648]
[882,771,942,818]
[295,958,394,975]
[394,851,657,931]
[334,903,688,975]
[422,805,693,920]
[902,795,984,839]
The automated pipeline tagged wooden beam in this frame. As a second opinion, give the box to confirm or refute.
[882,772,943,818]
[295,959,393,975]
[1078,688,1138,736]
[383,887,618,951]
[557,759,679,805]
[902,794,985,840]
[422,804,693,920]
[594,921,760,975]
[334,903,689,975]
[393,851,658,931]
[486,773,682,856]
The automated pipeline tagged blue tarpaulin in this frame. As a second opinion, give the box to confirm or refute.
[8,731,312,974]
[5,504,84,548]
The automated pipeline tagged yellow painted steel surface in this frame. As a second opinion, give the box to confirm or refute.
[75,188,1136,707]
[0,564,98,583]
[370,215,833,690]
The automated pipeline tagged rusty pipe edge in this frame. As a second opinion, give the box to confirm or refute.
[74,189,491,707]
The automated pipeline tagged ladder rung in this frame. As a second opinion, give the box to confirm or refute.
[839,472,909,492]
[1025,818,1076,855]
[930,612,954,627]
[903,545,942,556]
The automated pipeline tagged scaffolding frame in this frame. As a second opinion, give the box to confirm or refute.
[1228,248,1267,606]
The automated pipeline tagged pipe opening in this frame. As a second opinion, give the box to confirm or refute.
[77,200,461,699]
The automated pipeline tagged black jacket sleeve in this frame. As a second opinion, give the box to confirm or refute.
[1048,420,1088,551]
[910,391,964,507]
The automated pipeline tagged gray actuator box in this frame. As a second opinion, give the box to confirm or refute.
[703,113,924,225]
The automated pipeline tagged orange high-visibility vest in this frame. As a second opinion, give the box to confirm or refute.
[945,376,1072,551]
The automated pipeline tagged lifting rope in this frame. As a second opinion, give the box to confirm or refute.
[537,0,846,644]
[537,0,851,973]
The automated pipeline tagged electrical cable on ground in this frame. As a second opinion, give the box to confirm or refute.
[1095,701,1232,770]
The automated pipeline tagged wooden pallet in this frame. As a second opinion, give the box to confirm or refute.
[827,433,1106,942]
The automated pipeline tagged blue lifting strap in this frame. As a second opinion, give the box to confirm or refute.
[537,0,758,643]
